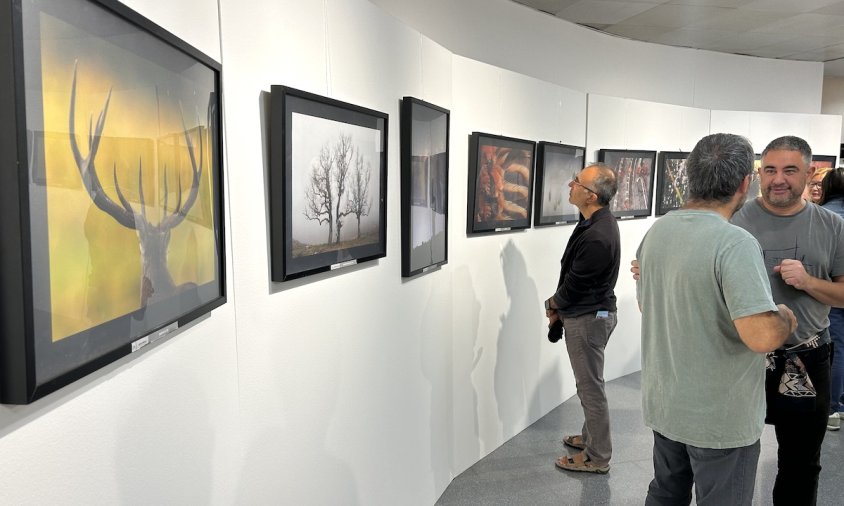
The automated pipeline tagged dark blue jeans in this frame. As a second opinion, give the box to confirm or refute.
[645,431,760,506]
[830,308,844,413]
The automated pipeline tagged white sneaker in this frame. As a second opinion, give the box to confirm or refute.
[828,412,840,431]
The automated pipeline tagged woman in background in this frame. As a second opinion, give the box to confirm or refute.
[807,166,832,204]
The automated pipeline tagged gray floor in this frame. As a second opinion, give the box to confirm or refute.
[436,372,843,505]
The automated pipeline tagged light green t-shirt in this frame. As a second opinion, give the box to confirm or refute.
[636,210,778,449]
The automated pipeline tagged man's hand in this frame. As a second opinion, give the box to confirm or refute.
[631,259,640,281]
[774,259,811,290]
[547,311,560,328]
[776,303,798,335]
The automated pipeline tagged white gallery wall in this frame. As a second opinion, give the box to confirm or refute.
[822,77,844,143]
[0,0,839,504]
[370,0,825,115]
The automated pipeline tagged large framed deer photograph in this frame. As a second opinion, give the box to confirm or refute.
[269,86,388,281]
[0,0,226,404]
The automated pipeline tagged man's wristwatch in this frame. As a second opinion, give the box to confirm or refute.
[545,299,552,310]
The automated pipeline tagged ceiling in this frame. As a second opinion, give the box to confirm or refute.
[511,0,844,76]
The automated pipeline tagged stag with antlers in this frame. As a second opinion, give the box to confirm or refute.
[68,64,205,307]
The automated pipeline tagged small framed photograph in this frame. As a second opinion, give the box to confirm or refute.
[269,86,388,281]
[812,154,837,169]
[655,151,689,216]
[467,132,535,234]
[597,149,657,219]
[534,142,585,226]
[749,154,762,199]
[400,97,449,277]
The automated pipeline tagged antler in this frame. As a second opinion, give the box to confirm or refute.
[158,105,204,230]
[69,62,137,229]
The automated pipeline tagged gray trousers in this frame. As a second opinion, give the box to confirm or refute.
[645,431,761,506]
[562,310,617,466]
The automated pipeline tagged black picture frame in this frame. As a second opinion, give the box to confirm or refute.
[0,0,226,404]
[269,86,388,281]
[655,151,689,216]
[597,149,657,219]
[400,97,449,277]
[811,154,837,169]
[467,132,535,234]
[534,142,584,226]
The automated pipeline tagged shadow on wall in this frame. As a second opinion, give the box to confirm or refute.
[495,240,543,440]
[451,266,482,471]
[114,369,214,503]
[234,344,359,503]
[419,276,454,498]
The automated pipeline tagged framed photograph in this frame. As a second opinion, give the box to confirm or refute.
[269,86,388,281]
[400,97,449,277]
[467,132,535,234]
[534,142,585,226]
[812,154,837,169]
[749,154,762,199]
[655,152,689,216]
[597,149,657,219]
[0,0,226,403]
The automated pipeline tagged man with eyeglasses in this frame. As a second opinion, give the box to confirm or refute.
[546,163,620,474]
[731,136,844,505]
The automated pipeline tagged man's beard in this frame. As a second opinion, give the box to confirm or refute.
[763,184,802,208]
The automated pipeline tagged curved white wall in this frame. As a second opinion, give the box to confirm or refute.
[0,0,838,505]
[371,0,824,114]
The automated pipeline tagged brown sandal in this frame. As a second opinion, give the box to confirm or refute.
[563,434,586,450]
[555,451,610,474]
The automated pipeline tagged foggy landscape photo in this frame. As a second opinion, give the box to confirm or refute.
[291,113,381,258]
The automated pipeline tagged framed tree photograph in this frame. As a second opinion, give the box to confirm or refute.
[534,142,584,226]
[269,86,388,281]
[597,149,657,219]
[812,154,837,169]
[400,97,449,277]
[655,151,689,216]
[0,0,226,404]
[467,132,535,234]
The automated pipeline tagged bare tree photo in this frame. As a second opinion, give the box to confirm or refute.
[346,150,372,239]
[303,144,334,243]
[332,133,353,243]
[291,113,381,258]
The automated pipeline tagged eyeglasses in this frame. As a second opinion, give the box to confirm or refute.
[571,174,597,194]
[808,182,823,189]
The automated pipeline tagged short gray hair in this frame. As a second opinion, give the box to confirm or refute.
[761,136,812,168]
[586,163,617,207]
[687,133,754,203]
